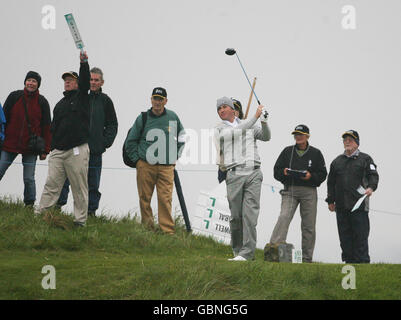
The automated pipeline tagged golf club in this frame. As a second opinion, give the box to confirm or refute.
[225,48,261,105]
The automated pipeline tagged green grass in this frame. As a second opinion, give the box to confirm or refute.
[0,198,400,300]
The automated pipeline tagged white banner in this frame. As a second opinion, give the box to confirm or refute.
[193,182,231,245]
[64,13,85,50]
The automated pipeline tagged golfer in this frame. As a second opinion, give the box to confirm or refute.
[214,97,271,261]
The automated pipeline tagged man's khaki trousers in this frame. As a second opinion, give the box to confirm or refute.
[39,144,89,224]
[269,185,318,263]
[136,159,175,234]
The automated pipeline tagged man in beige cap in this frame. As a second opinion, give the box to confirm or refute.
[37,51,91,227]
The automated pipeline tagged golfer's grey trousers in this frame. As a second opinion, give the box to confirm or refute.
[38,143,89,224]
[226,168,263,260]
[269,185,318,262]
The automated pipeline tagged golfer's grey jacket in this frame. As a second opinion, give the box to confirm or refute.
[214,116,271,170]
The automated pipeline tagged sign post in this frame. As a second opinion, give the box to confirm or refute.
[64,13,85,52]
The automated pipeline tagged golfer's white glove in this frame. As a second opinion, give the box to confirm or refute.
[260,107,269,122]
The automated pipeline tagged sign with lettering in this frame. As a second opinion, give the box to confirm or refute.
[64,13,85,51]
[193,182,231,245]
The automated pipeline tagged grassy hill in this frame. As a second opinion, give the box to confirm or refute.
[0,198,400,300]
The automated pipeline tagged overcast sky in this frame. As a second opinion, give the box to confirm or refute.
[1,0,400,263]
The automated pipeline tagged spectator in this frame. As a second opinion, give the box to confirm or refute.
[0,71,51,207]
[326,130,379,263]
[57,67,118,216]
[124,87,185,234]
[37,52,91,227]
[269,124,327,263]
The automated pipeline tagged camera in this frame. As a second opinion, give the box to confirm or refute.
[287,169,307,178]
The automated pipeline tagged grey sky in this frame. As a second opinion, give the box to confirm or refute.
[1,0,400,263]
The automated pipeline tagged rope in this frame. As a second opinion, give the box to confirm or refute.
[2,160,400,217]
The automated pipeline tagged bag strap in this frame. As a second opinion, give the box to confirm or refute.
[140,111,148,137]
[21,96,33,136]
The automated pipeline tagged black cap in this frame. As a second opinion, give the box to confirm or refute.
[292,124,310,135]
[342,130,360,145]
[62,71,79,80]
[24,71,41,89]
[231,98,244,119]
[152,87,167,99]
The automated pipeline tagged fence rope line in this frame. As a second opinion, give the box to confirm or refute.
[2,160,401,217]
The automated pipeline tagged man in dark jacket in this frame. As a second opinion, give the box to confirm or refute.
[57,67,118,216]
[269,125,327,263]
[0,71,51,207]
[326,130,379,263]
[37,51,91,227]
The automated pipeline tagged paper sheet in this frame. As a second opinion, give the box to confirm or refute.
[351,194,368,212]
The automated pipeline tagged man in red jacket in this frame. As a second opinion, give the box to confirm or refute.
[0,71,51,207]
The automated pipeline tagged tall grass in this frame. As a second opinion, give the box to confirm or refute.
[0,198,400,300]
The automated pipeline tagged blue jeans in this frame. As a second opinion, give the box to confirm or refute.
[0,151,37,205]
[57,153,102,212]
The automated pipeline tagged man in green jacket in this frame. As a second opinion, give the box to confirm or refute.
[125,87,185,234]
[56,67,118,216]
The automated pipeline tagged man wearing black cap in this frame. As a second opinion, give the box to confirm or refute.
[269,125,327,263]
[0,71,51,207]
[124,87,185,234]
[37,51,91,227]
[326,130,379,263]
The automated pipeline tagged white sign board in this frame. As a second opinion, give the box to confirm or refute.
[64,13,85,51]
[193,182,231,245]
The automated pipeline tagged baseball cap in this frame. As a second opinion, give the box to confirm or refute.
[292,124,310,135]
[342,130,360,145]
[152,87,167,99]
[62,71,78,80]
[232,98,244,119]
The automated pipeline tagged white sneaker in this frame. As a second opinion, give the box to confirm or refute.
[228,255,247,261]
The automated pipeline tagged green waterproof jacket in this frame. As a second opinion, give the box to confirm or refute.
[125,108,185,165]
[88,89,118,155]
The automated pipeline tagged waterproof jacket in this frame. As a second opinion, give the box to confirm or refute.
[326,150,379,211]
[125,108,185,165]
[88,89,118,155]
[51,62,90,150]
[274,144,327,188]
[2,88,51,154]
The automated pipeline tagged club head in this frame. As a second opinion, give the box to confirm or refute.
[225,48,236,56]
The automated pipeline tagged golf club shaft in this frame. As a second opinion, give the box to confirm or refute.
[235,53,261,105]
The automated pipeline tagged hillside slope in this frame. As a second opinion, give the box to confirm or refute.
[0,199,400,300]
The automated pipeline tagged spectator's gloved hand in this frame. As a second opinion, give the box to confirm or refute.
[260,107,269,122]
